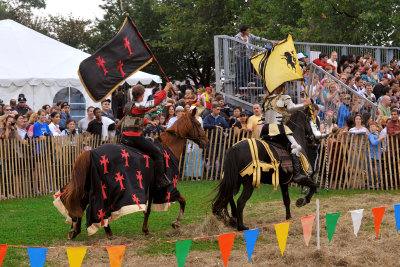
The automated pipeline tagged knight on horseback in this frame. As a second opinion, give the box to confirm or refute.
[261,83,314,184]
[120,82,173,189]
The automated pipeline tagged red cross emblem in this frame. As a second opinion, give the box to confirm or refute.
[123,37,132,56]
[97,209,106,226]
[136,171,143,189]
[96,56,108,76]
[101,181,107,200]
[132,194,142,210]
[114,172,126,191]
[121,149,130,167]
[173,175,178,188]
[165,191,171,202]
[100,155,109,174]
[117,60,126,77]
[164,150,170,168]
[143,154,150,168]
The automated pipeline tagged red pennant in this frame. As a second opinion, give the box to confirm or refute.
[372,206,386,237]
[0,245,7,266]
[218,233,235,267]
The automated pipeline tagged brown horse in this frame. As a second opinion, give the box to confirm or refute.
[54,109,208,239]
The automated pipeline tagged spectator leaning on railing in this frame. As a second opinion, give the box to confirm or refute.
[386,108,400,136]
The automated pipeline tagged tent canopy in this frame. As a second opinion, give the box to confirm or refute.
[0,19,162,87]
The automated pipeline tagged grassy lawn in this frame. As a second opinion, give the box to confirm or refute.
[0,181,396,266]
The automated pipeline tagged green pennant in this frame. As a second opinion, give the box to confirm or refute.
[175,240,192,267]
[326,213,340,243]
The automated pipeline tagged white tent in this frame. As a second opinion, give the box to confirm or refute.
[0,19,162,119]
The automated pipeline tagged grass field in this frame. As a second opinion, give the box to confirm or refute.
[0,181,399,266]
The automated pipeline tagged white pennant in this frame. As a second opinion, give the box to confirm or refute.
[350,209,364,236]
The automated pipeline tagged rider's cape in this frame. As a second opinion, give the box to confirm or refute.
[53,143,181,235]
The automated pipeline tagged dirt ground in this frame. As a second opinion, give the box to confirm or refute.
[47,193,400,266]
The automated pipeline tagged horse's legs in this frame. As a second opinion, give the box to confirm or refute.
[68,217,82,240]
[228,199,238,227]
[172,194,186,229]
[236,181,254,231]
[104,225,115,239]
[295,176,317,207]
[142,191,154,235]
[280,183,291,220]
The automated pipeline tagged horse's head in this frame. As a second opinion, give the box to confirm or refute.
[166,108,209,149]
[287,110,320,170]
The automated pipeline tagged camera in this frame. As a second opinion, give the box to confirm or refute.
[10,122,15,126]
[43,132,51,137]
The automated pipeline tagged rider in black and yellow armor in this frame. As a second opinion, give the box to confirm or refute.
[120,82,173,189]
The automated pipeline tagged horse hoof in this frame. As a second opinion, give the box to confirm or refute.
[172,222,180,229]
[296,198,307,207]
[237,226,249,231]
[143,230,151,236]
[68,230,79,240]
[107,234,117,240]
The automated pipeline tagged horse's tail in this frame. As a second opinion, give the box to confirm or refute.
[63,150,91,218]
[212,146,240,220]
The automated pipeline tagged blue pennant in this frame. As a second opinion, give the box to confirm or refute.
[244,229,260,262]
[27,247,48,267]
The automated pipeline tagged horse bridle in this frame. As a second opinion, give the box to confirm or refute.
[166,114,205,145]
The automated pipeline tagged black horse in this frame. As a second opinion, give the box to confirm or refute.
[212,110,320,231]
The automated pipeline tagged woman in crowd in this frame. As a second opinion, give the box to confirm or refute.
[349,114,368,134]
[0,116,18,140]
[27,112,38,138]
[233,112,248,138]
[361,66,374,84]
[371,64,380,85]
[163,104,175,126]
[15,114,28,141]
[49,112,61,137]
[61,119,77,136]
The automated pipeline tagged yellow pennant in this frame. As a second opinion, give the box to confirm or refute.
[274,221,290,256]
[66,247,87,267]
[251,34,303,93]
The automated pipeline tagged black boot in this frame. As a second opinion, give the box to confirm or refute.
[291,154,309,184]
[156,173,172,189]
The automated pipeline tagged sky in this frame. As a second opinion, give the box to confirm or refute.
[33,0,105,20]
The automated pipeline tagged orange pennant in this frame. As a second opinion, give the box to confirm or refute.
[372,207,386,237]
[300,215,315,246]
[218,233,236,267]
[0,245,7,266]
[106,246,126,267]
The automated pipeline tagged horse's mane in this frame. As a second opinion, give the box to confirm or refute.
[160,113,192,147]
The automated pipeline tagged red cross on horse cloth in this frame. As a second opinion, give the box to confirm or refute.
[95,56,108,76]
[136,171,143,189]
[165,191,171,202]
[123,37,133,56]
[143,154,150,168]
[132,194,142,210]
[100,155,109,174]
[164,150,170,168]
[101,181,107,200]
[97,209,106,226]
[121,149,130,167]
[173,175,178,188]
[117,60,126,77]
[114,172,126,190]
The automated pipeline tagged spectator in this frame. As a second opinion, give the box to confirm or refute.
[144,114,164,135]
[86,107,103,137]
[100,99,115,120]
[367,122,385,189]
[297,52,308,70]
[215,95,230,124]
[229,107,241,127]
[61,119,77,136]
[159,114,166,131]
[353,77,365,95]
[203,102,229,130]
[59,102,71,131]
[9,99,17,111]
[378,64,390,81]
[370,63,380,85]
[363,83,376,102]
[0,116,18,140]
[78,106,95,133]
[184,88,197,105]
[361,66,374,84]
[14,114,28,140]
[33,109,52,138]
[342,64,352,75]
[327,51,338,69]
[233,112,248,137]
[26,112,38,138]
[163,105,175,126]
[247,103,263,138]
[390,79,399,91]
[338,55,349,74]
[337,94,352,128]
[0,105,14,127]
[373,75,390,100]
[196,97,206,117]
[184,103,191,113]
[49,112,62,137]
[386,109,400,136]
[15,96,31,115]
[313,53,335,70]
[166,105,185,129]
[349,114,368,134]
[42,104,51,124]
[390,97,398,109]
[378,96,391,117]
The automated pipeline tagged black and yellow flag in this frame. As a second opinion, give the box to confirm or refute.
[251,34,303,93]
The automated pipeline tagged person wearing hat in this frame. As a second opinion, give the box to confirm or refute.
[201,87,213,109]
[59,102,71,131]
[166,105,185,129]
[100,99,115,121]
[120,82,173,189]
[15,96,31,115]
[297,52,308,70]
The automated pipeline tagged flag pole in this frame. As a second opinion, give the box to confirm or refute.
[126,14,175,96]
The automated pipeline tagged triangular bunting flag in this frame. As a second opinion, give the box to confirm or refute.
[175,240,192,267]
[106,246,126,267]
[0,245,8,266]
[218,233,235,267]
[66,247,87,267]
[350,209,364,237]
[395,204,400,233]
[300,215,315,246]
[244,229,260,262]
[27,247,48,267]
[372,206,386,237]
[274,222,290,256]
[326,213,340,243]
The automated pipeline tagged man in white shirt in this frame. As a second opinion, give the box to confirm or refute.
[78,106,95,133]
